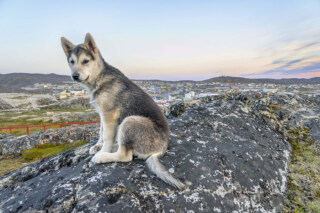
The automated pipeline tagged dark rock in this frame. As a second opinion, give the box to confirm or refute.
[0,133,14,140]
[275,109,291,120]
[304,118,320,141]
[166,102,187,118]
[0,96,291,212]
[270,94,287,106]
[232,93,248,102]
[253,103,270,112]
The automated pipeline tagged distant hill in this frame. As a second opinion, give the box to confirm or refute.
[139,76,320,84]
[137,76,320,84]
[0,73,319,93]
[0,73,70,88]
[201,76,320,85]
[0,73,70,93]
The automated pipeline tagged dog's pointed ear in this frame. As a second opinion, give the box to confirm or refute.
[61,37,75,57]
[84,33,98,54]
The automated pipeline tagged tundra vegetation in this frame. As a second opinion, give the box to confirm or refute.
[0,141,87,176]
[284,127,320,212]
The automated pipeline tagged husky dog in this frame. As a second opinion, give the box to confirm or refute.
[61,33,185,189]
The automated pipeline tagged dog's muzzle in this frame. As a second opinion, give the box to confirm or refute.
[72,74,80,81]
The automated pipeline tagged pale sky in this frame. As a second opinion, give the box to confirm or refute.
[0,0,320,80]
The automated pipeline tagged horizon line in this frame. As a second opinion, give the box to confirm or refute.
[0,72,319,81]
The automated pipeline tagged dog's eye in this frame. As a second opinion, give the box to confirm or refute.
[70,60,75,65]
[82,59,89,65]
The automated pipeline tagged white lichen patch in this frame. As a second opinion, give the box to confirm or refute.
[170,132,178,137]
[184,192,200,203]
[74,145,90,155]
[278,168,287,193]
[0,176,13,189]
[52,183,73,194]
[207,107,216,114]
[86,171,104,183]
[283,150,290,159]
[168,168,175,174]
[176,139,183,144]
[252,185,261,193]
[213,207,222,212]
[196,140,207,145]
[255,152,263,161]
[245,152,253,159]
[215,185,228,198]
[189,159,195,164]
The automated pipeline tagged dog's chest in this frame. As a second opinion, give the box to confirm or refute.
[89,91,114,114]
[89,92,100,112]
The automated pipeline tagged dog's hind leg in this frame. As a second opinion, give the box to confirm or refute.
[91,116,133,163]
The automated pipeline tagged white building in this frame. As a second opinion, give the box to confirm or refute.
[261,88,278,93]
[184,91,195,100]
[198,93,218,98]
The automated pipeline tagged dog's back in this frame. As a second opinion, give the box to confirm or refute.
[93,63,169,134]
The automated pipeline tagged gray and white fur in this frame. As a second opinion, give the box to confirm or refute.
[61,33,186,190]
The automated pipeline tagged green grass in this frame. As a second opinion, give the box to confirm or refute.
[0,141,88,176]
[22,141,87,160]
[0,156,38,176]
[283,127,320,213]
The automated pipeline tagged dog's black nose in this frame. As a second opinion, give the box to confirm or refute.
[72,74,79,81]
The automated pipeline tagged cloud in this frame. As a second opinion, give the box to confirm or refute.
[271,60,283,65]
[290,41,320,51]
[277,59,305,69]
[243,71,320,79]
[244,61,320,78]
[262,38,320,76]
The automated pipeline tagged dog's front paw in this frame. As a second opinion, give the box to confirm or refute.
[91,152,110,164]
[89,144,102,155]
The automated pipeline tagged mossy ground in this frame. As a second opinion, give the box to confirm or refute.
[269,104,282,113]
[0,141,87,176]
[0,157,38,177]
[283,127,320,213]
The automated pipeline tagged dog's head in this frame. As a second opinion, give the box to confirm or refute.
[61,33,102,84]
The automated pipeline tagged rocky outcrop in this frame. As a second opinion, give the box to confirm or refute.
[42,97,92,110]
[248,92,320,149]
[51,111,99,123]
[0,98,13,110]
[0,124,99,156]
[0,93,92,111]
[0,93,293,212]
[0,133,13,140]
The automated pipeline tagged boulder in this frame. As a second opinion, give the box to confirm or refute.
[165,101,187,118]
[0,95,291,212]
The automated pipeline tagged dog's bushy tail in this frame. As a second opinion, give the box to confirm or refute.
[146,154,186,190]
